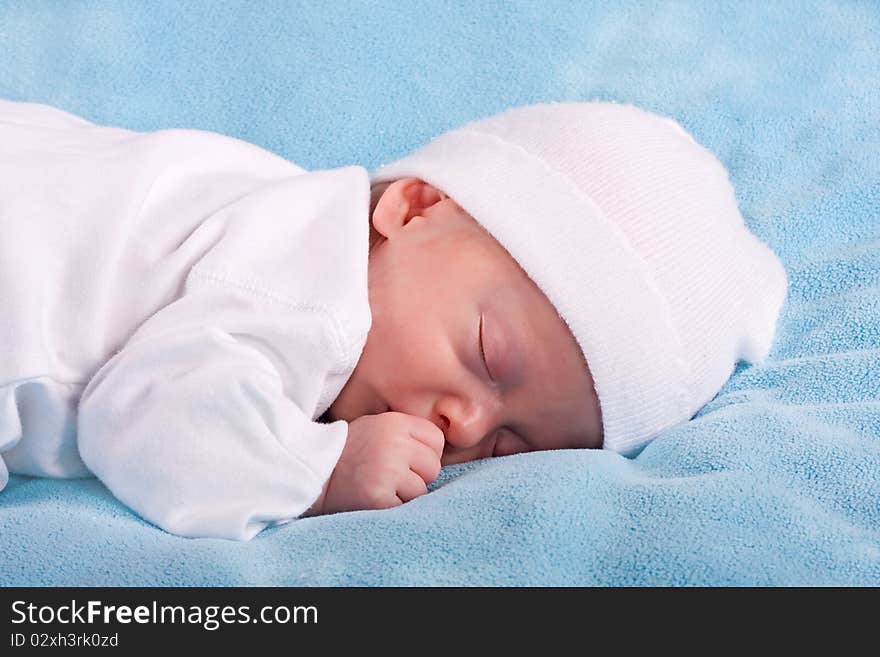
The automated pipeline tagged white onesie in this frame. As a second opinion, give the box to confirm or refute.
[0,99,372,540]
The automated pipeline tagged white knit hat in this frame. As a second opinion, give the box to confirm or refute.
[369,102,789,457]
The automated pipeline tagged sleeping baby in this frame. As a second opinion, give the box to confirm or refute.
[0,99,788,540]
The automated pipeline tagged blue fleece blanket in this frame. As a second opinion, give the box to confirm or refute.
[1,0,878,586]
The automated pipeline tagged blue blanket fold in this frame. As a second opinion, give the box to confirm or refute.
[1,0,878,585]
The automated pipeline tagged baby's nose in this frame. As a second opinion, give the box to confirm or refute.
[440,416,487,451]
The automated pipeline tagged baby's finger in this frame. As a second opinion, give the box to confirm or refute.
[373,493,403,510]
[396,471,429,503]
[406,416,445,458]
[408,441,443,484]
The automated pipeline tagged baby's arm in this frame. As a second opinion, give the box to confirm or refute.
[77,282,349,541]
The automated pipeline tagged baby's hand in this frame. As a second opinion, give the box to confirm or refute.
[318,412,444,515]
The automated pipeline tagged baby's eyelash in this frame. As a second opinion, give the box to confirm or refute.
[479,315,492,380]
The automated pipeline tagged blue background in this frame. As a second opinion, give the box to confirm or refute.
[1,0,878,585]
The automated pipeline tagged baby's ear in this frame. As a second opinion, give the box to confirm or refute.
[370,180,394,207]
[373,178,450,237]
[399,177,447,213]
[423,182,448,204]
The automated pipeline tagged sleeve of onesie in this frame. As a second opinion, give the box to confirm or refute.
[76,277,351,541]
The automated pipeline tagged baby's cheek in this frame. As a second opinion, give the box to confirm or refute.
[492,432,530,457]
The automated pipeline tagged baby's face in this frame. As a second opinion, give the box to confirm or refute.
[327,177,603,465]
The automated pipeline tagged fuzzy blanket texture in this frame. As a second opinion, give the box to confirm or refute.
[0,0,878,585]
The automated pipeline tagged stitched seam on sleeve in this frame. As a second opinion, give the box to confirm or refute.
[188,266,349,368]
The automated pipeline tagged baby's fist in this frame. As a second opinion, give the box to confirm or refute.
[319,411,444,515]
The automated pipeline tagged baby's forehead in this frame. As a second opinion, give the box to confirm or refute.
[461,215,519,260]
[466,230,530,285]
